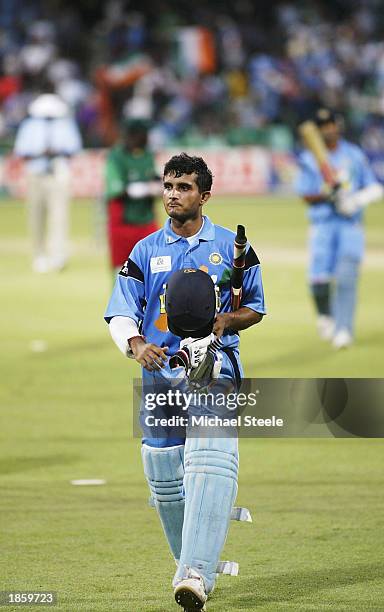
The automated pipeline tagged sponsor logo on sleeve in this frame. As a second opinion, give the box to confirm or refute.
[118,260,129,277]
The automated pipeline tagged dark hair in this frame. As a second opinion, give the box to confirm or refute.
[163,152,213,192]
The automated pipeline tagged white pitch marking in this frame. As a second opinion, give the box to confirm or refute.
[30,340,48,352]
[70,479,106,486]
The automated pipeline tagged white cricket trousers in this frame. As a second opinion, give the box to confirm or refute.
[27,171,71,267]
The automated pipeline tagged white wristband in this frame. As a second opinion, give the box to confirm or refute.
[109,316,141,358]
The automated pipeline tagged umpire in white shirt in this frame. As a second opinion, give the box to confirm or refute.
[14,89,82,272]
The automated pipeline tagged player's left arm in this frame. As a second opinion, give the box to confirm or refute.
[337,149,384,216]
[213,245,266,338]
[213,307,262,337]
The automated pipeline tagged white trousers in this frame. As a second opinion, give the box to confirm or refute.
[27,170,71,267]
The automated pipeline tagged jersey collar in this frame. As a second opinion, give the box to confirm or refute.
[164,215,215,244]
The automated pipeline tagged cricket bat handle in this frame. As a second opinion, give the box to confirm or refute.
[231,224,247,311]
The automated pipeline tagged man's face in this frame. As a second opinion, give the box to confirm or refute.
[319,121,340,148]
[163,172,210,223]
[125,129,147,151]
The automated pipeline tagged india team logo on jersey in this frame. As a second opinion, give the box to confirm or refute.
[209,252,223,265]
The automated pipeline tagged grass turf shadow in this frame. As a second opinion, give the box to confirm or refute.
[0,453,81,475]
[222,561,384,609]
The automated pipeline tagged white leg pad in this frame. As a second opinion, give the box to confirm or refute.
[142,444,185,560]
[174,436,239,594]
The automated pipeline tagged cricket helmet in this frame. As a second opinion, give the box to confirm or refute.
[314,108,337,126]
[165,269,218,338]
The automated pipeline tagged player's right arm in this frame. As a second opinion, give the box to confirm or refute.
[128,336,168,371]
[104,247,168,371]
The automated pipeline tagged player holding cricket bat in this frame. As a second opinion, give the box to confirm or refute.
[105,153,266,611]
[296,108,383,349]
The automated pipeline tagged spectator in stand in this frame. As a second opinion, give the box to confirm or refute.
[2,3,384,148]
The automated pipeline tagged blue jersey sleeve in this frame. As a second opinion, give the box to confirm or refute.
[355,148,376,189]
[104,245,146,324]
[240,245,266,314]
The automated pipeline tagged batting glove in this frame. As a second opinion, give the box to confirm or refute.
[169,335,218,377]
[181,335,214,367]
[336,183,384,217]
[335,193,358,216]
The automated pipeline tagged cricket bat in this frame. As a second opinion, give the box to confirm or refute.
[231,224,247,311]
[298,120,338,187]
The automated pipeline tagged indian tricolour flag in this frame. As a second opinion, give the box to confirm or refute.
[174,26,216,76]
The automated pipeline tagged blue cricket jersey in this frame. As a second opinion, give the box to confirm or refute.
[104,215,266,356]
[296,139,376,223]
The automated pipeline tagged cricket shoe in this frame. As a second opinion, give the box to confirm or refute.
[332,328,353,350]
[317,315,334,341]
[174,568,207,611]
[50,256,68,272]
[32,256,51,273]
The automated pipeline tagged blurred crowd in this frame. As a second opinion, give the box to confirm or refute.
[1,0,384,150]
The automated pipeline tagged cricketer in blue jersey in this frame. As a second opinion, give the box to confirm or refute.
[296,108,383,349]
[105,153,266,611]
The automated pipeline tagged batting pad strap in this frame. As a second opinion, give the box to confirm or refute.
[216,561,239,576]
[231,506,252,522]
[174,560,239,577]
[184,448,238,480]
[150,498,251,523]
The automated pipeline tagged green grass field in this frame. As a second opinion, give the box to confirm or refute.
[1,196,384,611]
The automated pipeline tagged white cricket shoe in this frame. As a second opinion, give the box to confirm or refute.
[317,315,334,341]
[333,329,353,350]
[32,256,51,273]
[174,568,207,611]
[50,256,67,272]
